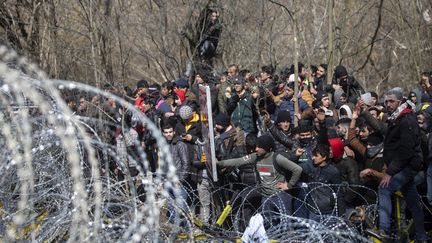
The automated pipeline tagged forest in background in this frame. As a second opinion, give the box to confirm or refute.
[0,0,431,95]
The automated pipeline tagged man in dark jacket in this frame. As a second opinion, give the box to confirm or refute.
[215,113,247,160]
[331,65,365,105]
[214,112,246,200]
[213,113,255,230]
[260,65,276,92]
[300,143,345,220]
[162,123,191,231]
[265,110,295,153]
[314,64,327,92]
[176,105,205,217]
[367,88,428,242]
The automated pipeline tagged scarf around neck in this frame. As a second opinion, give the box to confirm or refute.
[387,100,415,122]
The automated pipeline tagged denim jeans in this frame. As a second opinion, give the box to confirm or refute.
[167,184,191,232]
[378,166,427,240]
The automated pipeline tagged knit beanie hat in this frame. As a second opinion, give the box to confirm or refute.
[136,79,149,89]
[174,78,189,88]
[316,91,329,101]
[179,105,193,120]
[276,110,291,124]
[334,65,348,79]
[214,113,231,127]
[256,134,275,152]
[328,138,344,160]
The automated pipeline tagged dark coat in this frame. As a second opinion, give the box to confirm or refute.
[176,114,204,183]
[383,110,423,175]
[300,161,345,215]
[169,136,190,181]
[215,126,246,161]
[267,123,295,152]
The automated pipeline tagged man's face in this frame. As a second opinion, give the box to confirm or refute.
[312,153,326,166]
[339,96,347,104]
[227,67,237,77]
[359,127,370,141]
[299,131,312,140]
[195,75,205,84]
[286,87,294,98]
[277,83,286,95]
[137,87,147,97]
[143,102,152,113]
[337,75,348,86]
[299,67,307,78]
[384,94,400,113]
[370,110,378,119]
[336,124,347,138]
[78,98,87,112]
[220,75,227,84]
[234,83,243,92]
[251,91,259,99]
[163,127,175,141]
[321,96,331,108]
[255,146,267,156]
[215,124,225,133]
[418,114,426,129]
[260,72,270,82]
[68,100,77,111]
[421,75,429,89]
[161,87,170,97]
[210,12,218,23]
[371,97,378,106]
[278,121,290,132]
[107,97,115,107]
[316,66,326,78]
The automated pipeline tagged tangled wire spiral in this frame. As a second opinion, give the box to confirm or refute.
[0,45,375,242]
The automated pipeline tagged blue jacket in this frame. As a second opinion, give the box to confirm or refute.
[272,97,309,122]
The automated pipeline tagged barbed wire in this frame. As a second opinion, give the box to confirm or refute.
[0,45,376,242]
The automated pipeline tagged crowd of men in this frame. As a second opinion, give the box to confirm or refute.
[66,63,432,242]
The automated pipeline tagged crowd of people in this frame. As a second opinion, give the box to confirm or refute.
[65,63,432,242]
